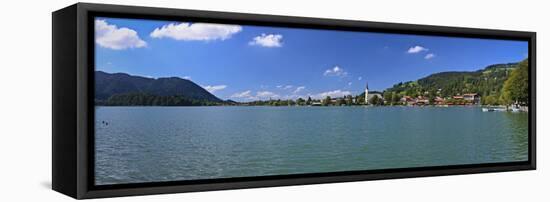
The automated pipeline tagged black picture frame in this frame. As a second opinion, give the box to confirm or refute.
[52,3,536,199]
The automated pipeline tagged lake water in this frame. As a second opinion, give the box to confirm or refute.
[95,106,528,185]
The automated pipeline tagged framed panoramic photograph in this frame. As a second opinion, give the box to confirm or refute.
[52,3,536,199]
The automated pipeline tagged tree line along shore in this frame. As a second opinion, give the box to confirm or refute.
[95,59,529,108]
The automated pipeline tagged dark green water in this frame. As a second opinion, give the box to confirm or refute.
[95,106,528,185]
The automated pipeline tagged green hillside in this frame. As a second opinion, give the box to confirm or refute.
[95,71,225,106]
[383,60,527,105]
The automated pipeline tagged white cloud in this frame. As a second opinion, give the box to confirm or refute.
[323,66,348,77]
[256,91,280,99]
[276,85,293,90]
[348,82,352,86]
[407,45,428,54]
[95,19,147,50]
[231,90,280,100]
[293,86,305,94]
[249,33,283,47]
[282,94,306,100]
[358,76,362,81]
[313,90,351,99]
[203,85,227,93]
[150,22,242,41]
[231,90,252,98]
[424,53,436,59]
[183,76,191,80]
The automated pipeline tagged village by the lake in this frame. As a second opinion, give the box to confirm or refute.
[236,82,528,112]
[226,60,530,113]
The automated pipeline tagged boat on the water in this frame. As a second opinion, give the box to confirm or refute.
[510,106,521,112]
[482,107,506,112]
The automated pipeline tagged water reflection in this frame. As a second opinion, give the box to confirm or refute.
[504,112,529,160]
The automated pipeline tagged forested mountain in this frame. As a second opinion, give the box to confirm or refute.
[95,71,223,106]
[383,62,522,104]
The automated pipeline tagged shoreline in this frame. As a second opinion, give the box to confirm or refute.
[94,104,529,110]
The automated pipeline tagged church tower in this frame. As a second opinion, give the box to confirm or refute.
[365,82,369,105]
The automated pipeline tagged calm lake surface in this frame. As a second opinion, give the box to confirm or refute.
[95,106,528,185]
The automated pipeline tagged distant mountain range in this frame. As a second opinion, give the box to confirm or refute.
[383,62,519,101]
[95,61,522,106]
[95,71,223,106]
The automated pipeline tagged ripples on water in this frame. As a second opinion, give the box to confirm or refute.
[95,106,528,185]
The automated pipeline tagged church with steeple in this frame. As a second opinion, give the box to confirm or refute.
[364,81,383,105]
[365,82,369,104]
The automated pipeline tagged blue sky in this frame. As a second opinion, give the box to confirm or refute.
[95,17,528,101]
